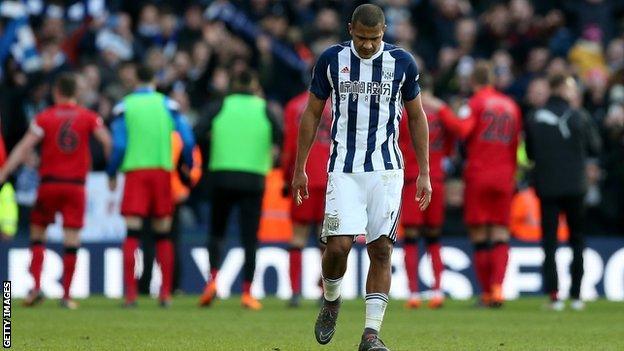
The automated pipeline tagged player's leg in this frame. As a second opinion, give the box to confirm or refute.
[171,204,182,293]
[24,224,47,306]
[150,169,175,306]
[400,179,422,308]
[465,180,492,306]
[199,186,235,306]
[488,187,513,307]
[288,186,320,307]
[152,216,173,306]
[489,225,510,307]
[138,221,154,295]
[288,223,308,307]
[123,216,142,306]
[561,194,585,309]
[59,184,86,309]
[365,236,393,333]
[239,189,264,310]
[423,227,444,309]
[24,184,54,306]
[314,189,327,297]
[358,169,402,350]
[539,196,561,308]
[424,180,446,309]
[315,172,363,345]
[322,236,353,298]
[60,228,80,309]
[315,235,353,345]
[469,225,491,306]
[403,227,421,308]
[120,170,150,307]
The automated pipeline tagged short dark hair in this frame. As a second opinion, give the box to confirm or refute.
[230,69,258,93]
[54,72,78,98]
[137,65,155,83]
[549,73,570,90]
[351,4,385,27]
[472,60,494,86]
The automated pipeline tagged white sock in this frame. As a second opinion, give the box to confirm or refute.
[365,293,388,333]
[322,276,342,301]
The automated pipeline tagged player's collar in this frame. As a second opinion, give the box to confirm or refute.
[134,86,155,94]
[350,41,385,61]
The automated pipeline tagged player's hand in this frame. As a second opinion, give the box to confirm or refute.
[108,176,117,192]
[416,173,432,211]
[291,170,309,206]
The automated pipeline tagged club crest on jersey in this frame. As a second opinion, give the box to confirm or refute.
[382,69,394,80]
[340,66,350,74]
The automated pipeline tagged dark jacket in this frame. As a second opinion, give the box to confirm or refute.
[525,96,601,198]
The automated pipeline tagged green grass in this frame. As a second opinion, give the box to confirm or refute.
[9,296,624,350]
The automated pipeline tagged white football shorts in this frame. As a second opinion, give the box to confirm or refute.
[321,169,403,244]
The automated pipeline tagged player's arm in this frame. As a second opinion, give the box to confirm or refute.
[0,128,42,184]
[266,105,284,164]
[292,93,325,205]
[281,102,298,194]
[404,95,432,210]
[93,121,112,161]
[106,104,127,190]
[402,54,432,210]
[293,48,332,205]
[438,102,476,140]
[167,99,196,169]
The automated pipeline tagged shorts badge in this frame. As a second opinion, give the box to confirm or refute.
[323,214,340,234]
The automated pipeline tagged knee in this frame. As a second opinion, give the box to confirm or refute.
[325,240,351,259]
[368,240,393,264]
[490,227,510,243]
[403,227,419,239]
[469,226,487,244]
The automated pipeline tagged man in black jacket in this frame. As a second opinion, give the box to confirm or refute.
[525,74,601,311]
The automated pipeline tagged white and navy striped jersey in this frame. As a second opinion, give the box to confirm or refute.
[310,41,421,173]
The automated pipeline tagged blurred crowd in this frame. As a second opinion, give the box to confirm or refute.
[1,0,623,236]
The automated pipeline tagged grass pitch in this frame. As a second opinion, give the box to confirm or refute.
[10,296,624,350]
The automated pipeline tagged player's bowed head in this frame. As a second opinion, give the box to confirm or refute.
[348,4,386,60]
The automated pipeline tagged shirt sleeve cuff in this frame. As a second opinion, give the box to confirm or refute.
[29,122,44,137]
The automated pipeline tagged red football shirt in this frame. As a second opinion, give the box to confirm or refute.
[281,92,332,189]
[31,103,102,182]
[399,105,457,182]
[446,86,522,186]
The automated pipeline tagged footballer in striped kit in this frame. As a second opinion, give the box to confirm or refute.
[291,4,432,351]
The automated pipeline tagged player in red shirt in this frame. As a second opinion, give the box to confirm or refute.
[399,75,457,309]
[282,91,332,307]
[0,73,111,309]
[442,61,522,307]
